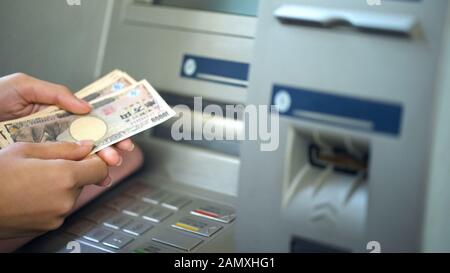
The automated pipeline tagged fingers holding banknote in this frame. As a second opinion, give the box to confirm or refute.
[0,141,109,238]
[97,139,135,167]
[19,140,95,161]
[0,73,91,121]
[0,71,174,239]
[11,141,110,187]
[0,72,135,167]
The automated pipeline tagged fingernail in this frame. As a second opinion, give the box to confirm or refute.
[128,143,135,152]
[80,99,91,109]
[102,176,112,188]
[116,156,123,167]
[106,177,113,187]
[77,140,94,147]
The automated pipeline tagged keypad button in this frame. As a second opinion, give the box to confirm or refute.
[152,229,202,251]
[83,227,113,243]
[142,207,173,223]
[105,196,134,211]
[123,220,153,236]
[141,190,169,205]
[161,194,191,211]
[102,233,134,249]
[83,207,114,224]
[103,214,131,230]
[122,201,151,217]
[63,219,95,237]
[190,203,236,224]
[172,217,222,237]
[123,182,152,198]
[134,242,176,253]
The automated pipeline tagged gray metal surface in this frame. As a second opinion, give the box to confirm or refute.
[20,177,237,253]
[0,0,113,89]
[103,0,256,104]
[237,0,449,252]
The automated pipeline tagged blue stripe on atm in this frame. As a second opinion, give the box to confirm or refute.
[272,85,403,136]
[181,55,249,81]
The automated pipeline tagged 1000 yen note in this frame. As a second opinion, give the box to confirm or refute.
[3,80,175,154]
[67,70,137,104]
[0,69,139,149]
[0,70,138,132]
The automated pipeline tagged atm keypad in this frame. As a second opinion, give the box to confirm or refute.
[65,183,235,253]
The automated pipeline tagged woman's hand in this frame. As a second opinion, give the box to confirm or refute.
[0,141,108,239]
[0,73,135,166]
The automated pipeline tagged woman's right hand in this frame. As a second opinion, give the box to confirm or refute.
[0,141,109,239]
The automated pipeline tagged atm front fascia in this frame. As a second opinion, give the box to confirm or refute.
[19,0,450,253]
[237,0,450,253]
[20,0,257,253]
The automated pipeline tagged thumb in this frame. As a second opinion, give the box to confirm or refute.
[18,141,94,161]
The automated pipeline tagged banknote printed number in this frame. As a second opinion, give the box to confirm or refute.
[151,112,169,123]
[145,101,156,108]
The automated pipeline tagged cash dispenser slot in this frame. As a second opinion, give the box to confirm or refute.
[283,130,369,206]
[308,143,368,175]
[282,129,369,249]
[150,92,244,157]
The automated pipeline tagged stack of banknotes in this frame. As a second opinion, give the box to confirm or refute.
[0,70,176,153]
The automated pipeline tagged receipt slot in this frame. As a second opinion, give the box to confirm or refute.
[237,0,449,252]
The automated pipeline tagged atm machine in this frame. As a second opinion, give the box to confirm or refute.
[20,0,258,253]
[237,0,450,253]
[20,0,450,253]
